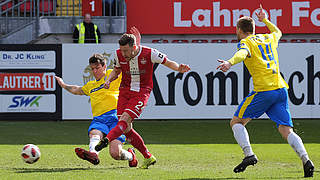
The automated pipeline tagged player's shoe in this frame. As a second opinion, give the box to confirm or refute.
[139,155,157,169]
[95,137,109,152]
[233,155,258,173]
[75,148,100,165]
[128,148,138,167]
[303,160,314,178]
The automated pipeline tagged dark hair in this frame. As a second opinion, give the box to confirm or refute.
[237,16,255,34]
[118,33,136,47]
[89,54,106,66]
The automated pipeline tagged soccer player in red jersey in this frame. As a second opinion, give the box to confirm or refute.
[95,30,190,169]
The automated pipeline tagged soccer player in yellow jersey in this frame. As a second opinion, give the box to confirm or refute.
[55,54,138,167]
[217,5,314,177]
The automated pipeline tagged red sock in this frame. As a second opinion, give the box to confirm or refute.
[106,121,128,141]
[125,129,152,159]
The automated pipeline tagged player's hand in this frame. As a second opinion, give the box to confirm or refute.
[216,59,232,72]
[104,80,111,89]
[255,4,266,22]
[178,64,191,73]
[55,76,65,88]
[130,26,141,46]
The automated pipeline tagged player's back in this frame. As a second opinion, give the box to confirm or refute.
[240,33,288,92]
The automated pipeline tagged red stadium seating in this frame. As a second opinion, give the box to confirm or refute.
[191,39,208,43]
[279,39,288,43]
[172,39,189,43]
[231,39,238,43]
[19,1,33,12]
[290,39,307,43]
[1,2,12,11]
[211,39,228,43]
[152,39,169,43]
[310,39,320,43]
[39,0,54,13]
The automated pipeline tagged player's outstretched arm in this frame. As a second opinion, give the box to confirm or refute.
[130,26,141,46]
[55,76,85,95]
[104,68,121,89]
[217,48,248,72]
[163,59,190,73]
[256,4,282,40]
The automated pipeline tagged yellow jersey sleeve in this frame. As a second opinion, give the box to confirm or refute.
[227,49,248,65]
[237,39,252,58]
[81,83,90,96]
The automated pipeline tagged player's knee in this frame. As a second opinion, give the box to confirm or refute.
[109,149,121,160]
[278,125,293,139]
[230,117,241,127]
[89,129,103,138]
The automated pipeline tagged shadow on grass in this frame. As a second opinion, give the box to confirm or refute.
[12,167,127,173]
[175,178,245,180]
[255,177,306,179]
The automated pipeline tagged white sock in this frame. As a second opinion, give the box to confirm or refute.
[120,149,133,161]
[89,135,101,155]
[287,132,309,164]
[232,123,254,157]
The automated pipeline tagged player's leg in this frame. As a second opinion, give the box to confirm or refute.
[108,139,138,167]
[75,129,102,165]
[108,118,138,167]
[231,117,254,158]
[266,88,314,177]
[95,91,130,151]
[232,90,275,173]
[231,116,258,173]
[95,112,132,151]
[109,111,155,168]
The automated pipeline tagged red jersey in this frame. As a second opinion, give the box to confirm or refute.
[114,46,167,92]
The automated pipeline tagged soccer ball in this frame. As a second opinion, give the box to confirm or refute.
[21,144,41,164]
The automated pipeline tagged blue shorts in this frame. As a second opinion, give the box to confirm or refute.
[88,109,126,143]
[234,88,293,127]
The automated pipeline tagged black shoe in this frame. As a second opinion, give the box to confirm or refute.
[304,160,314,178]
[95,137,109,152]
[233,155,258,173]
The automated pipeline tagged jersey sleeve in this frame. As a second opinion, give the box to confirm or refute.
[237,39,251,58]
[151,48,167,64]
[81,83,89,96]
[113,50,121,68]
[270,33,279,48]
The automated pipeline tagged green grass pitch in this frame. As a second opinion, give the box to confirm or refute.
[0,120,319,179]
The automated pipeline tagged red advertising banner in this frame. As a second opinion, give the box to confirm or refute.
[82,0,102,16]
[126,0,320,34]
[0,73,55,91]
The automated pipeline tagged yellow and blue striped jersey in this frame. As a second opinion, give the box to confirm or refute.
[81,69,121,117]
[237,31,288,92]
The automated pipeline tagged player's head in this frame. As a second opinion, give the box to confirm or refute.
[236,16,255,40]
[84,13,92,24]
[89,54,106,80]
[118,33,137,61]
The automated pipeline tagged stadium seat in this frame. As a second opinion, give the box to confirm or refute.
[1,2,12,11]
[279,39,288,43]
[231,39,238,43]
[191,39,208,43]
[310,39,320,43]
[152,39,169,43]
[39,0,54,13]
[290,39,307,43]
[172,39,189,43]
[211,39,228,43]
[19,1,33,12]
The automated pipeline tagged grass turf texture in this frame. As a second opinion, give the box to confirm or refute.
[0,120,319,179]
